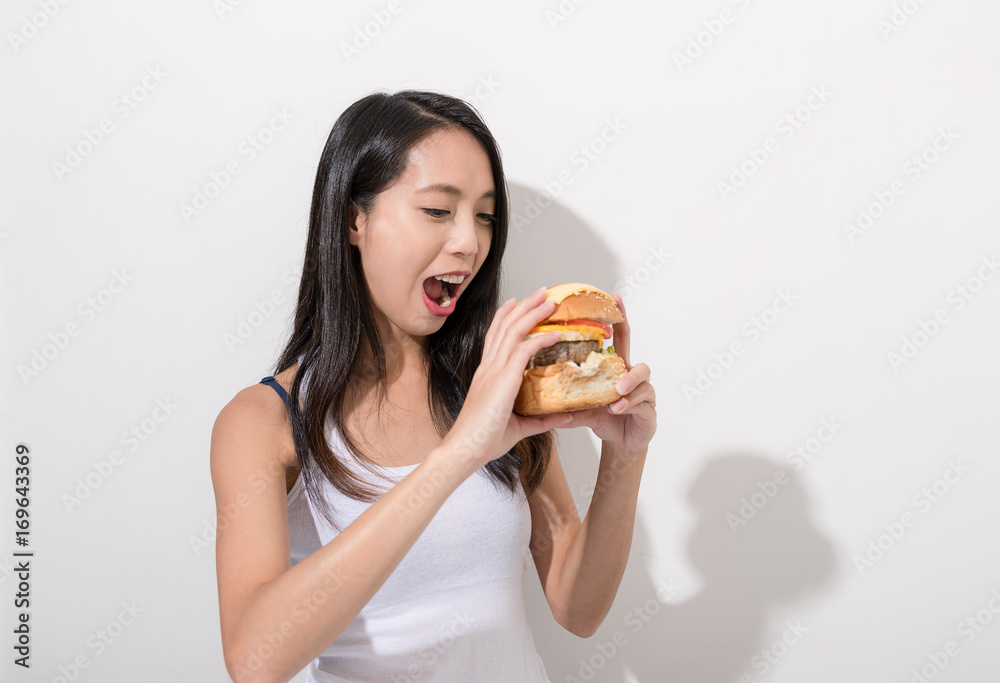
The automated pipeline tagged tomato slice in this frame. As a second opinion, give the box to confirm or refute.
[553,318,612,338]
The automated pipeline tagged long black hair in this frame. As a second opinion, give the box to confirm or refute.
[273,90,553,531]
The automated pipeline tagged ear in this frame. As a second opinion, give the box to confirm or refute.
[348,201,367,247]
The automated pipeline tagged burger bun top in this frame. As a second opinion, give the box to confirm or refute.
[545,290,623,326]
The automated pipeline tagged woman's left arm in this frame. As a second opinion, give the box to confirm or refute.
[526,292,657,638]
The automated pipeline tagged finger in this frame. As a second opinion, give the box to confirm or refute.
[610,292,631,370]
[517,411,574,437]
[556,406,601,429]
[511,286,552,320]
[519,331,562,364]
[490,296,517,330]
[608,382,655,414]
[486,288,552,369]
[614,362,650,396]
[498,289,557,354]
[493,288,543,333]
[483,296,517,363]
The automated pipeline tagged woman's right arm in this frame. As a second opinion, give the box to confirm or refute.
[212,287,573,683]
[211,392,479,683]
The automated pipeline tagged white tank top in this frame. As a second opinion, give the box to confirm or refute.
[286,406,552,682]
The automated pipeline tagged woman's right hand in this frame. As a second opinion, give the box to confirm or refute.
[445,286,573,469]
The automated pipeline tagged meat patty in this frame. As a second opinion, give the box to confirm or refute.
[527,340,601,369]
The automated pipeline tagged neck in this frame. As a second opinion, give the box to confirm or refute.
[351,332,428,386]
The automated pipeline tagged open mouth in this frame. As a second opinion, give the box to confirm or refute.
[422,276,461,309]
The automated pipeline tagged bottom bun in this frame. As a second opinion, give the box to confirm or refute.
[513,353,627,416]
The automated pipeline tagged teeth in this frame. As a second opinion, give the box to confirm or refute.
[434,274,466,284]
[439,289,452,307]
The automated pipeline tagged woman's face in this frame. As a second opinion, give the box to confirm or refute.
[349,127,496,341]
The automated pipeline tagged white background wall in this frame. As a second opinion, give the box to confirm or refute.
[2,1,999,682]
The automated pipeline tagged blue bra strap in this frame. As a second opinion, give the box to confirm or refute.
[259,376,289,406]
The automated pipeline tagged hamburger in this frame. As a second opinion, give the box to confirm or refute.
[513,283,628,416]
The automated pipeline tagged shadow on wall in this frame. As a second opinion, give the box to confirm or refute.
[498,182,625,298]
[505,183,838,682]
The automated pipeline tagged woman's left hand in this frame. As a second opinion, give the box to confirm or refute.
[559,292,656,453]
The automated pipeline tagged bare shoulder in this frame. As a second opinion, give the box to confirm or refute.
[212,366,298,471]
[209,365,299,660]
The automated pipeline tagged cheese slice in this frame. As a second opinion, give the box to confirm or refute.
[543,282,614,304]
[528,323,607,341]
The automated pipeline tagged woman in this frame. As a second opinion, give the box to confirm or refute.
[210,90,657,683]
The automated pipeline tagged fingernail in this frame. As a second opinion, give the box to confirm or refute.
[616,380,629,394]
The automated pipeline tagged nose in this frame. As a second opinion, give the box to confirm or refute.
[446,209,481,258]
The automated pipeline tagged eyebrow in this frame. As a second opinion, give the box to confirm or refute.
[415,183,496,200]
